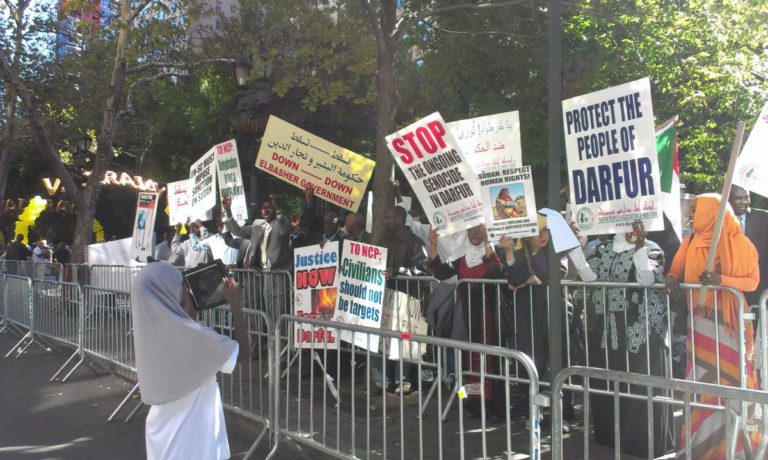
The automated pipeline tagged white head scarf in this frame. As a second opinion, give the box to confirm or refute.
[131,262,237,405]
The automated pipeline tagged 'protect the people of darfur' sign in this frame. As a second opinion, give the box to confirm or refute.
[130,192,159,262]
[734,101,768,199]
[562,77,664,235]
[333,240,387,353]
[386,112,484,237]
[255,116,375,212]
[293,242,340,349]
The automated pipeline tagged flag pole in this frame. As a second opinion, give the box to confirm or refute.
[696,121,746,307]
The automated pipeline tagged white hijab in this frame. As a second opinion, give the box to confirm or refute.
[464,241,486,268]
[131,262,236,405]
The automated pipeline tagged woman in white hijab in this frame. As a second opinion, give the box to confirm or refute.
[131,262,250,460]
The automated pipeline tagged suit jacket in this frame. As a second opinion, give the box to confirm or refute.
[225,214,292,271]
[744,208,768,307]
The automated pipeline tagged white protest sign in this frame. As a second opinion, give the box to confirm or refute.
[380,289,428,361]
[562,77,664,235]
[167,179,192,225]
[214,139,248,225]
[480,165,538,240]
[293,243,340,349]
[734,102,768,198]
[386,112,484,236]
[130,192,159,262]
[189,148,217,221]
[333,240,387,352]
[448,111,523,171]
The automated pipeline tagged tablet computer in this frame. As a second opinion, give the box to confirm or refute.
[182,259,228,311]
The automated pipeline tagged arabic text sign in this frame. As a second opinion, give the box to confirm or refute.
[130,192,158,262]
[480,165,539,240]
[386,112,484,236]
[167,179,192,225]
[214,139,248,225]
[293,242,340,349]
[189,148,217,220]
[562,77,663,235]
[734,101,768,198]
[448,111,523,171]
[256,116,375,212]
[333,240,387,352]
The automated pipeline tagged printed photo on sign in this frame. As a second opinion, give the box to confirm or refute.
[256,116,375,212]
[385,112,484,237]
[562,77,663,235]
[131,192,159,262]
[490,184,526,221]
[293,243,340,349]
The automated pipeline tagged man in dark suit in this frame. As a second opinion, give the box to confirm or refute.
[730,185,768,307]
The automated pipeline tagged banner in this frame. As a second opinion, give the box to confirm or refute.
[189,148,217,220]
[386,112,484,236]
[256,116,375,212]
[562,77,664,235]
[448,110,523,171]
[130,192,159,262]
[734,101,768,198]
[333,240,387,352]
[293,242,340,349]
[167,179,192,225]
[214,139,248,225]
[380,289,428,361]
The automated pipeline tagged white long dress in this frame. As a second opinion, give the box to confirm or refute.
[145,343,238,460]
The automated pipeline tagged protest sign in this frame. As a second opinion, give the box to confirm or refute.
[562,77,663,235]
[380,289,428,361]
[386,112,484,236]
[333,240,387,352]
[256,116,375,212]
[293,242,340,349]
[734,101,768,198]
[167,179,192,225]
[130,192,158,262]
[480,165,538,240]
[448,111,523,171]
[189,148,217,220]
[213,139,248,225]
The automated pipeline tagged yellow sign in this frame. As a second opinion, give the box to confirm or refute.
[255,116,375,212]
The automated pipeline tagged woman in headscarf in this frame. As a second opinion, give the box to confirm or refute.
[665,193,760,458]
[131,262,251,460]
[427,224,506,420]
[580,220,675,458]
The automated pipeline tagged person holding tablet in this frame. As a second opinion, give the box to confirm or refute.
[131,262,250,460]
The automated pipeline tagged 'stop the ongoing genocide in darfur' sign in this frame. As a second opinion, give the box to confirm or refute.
[255,116,375,212]
[386,112,484,236]
[734,101,768,199]
[562,77,664,235]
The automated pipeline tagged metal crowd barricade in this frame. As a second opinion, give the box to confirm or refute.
[1,260,35,278]
[229,269,293,322]
[551,366,768,460]
[62,263,90,285]
[269,314,544,460]
[33,262,63,282]
[3,274,53,357]
[89,265,142,292]
[31,279,82,352]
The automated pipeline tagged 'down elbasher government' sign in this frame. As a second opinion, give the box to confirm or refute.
[386,112,484,236]
[562,77,664,235]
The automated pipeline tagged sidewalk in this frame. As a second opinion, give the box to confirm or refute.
[0,330,255,460]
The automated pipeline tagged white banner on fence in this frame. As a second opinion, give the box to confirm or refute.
[562,77,664,235]
[333,240,387,352]
[380,289,428,361]
[293,242,340,349]
[167,179,192,225]
[87,237,132,265]
[130,192,159,262]
[386,112,484,236]
[734,101,768,198]
[189,148,217,221]
[214,139,248,225]
[448,110,523,171]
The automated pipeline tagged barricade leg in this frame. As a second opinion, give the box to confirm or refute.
[51,349,83,382]
[108,383,141,422]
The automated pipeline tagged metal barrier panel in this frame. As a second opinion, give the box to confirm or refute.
[33,262,63,282]
[89,265,142,292]
[62,263,90,285]
[1,260,35,278]
[271,314,543,460]
[81,285,136,378]
[3,275,33,329]
[551,366,768,460]
[229,269,293,321]
[32,280,82,349]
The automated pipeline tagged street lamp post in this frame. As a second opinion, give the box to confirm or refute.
[232,53,271,215]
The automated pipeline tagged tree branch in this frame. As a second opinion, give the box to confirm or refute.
[128,0,154,24]
[393,0,530,42]
[127,58,234,74]
[421,18,542,39]
[119,70,191,118]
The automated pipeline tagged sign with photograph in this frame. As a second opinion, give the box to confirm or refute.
[293,242,340,349]
[130,192,159,262]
